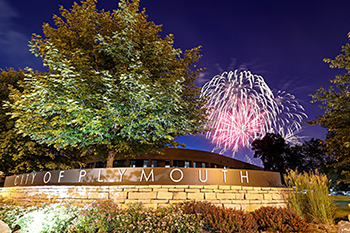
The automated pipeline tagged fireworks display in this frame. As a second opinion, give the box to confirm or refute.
[201,70,307,156]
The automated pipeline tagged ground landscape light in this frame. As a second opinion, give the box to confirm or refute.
[16,204,69,232]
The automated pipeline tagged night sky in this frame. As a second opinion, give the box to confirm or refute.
[1,0,350,163]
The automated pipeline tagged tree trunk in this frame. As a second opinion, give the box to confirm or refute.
[106,149,116,168]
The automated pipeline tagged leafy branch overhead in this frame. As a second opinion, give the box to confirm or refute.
[7,0,208,163]
[309,32,350,182]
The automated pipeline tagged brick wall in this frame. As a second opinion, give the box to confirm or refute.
[0,184,287,211]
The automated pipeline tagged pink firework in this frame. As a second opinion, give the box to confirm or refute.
[201,70,307,156]
[211,99,266,154]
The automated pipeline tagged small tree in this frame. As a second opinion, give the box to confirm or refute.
[309,32,350,182]
[252,133,290,174]
[7,0,208,167]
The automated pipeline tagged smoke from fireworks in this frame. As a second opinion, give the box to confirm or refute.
[201,70,307,156]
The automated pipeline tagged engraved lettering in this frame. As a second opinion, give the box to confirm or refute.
[58,171,65,183]
[198,169,208,183]
[140,169,154,182]
[170,168,183,183]
[31,173,37,184]
[221,170,228,183]
[25,174,30,184]
[97,169,104,182]
[79,170,87,182]
[118,168,127,182]
[240,171,249,183]
[14,176,19,186]
[43,172,52,184]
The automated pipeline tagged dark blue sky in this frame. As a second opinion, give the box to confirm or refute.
[1,0,350,163]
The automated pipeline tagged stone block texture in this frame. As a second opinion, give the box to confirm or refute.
[0,185,287,210]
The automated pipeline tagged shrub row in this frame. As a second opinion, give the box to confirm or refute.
[178,201,309,232]
[0,200,310,233]
[252,205,309,232]
[67,201,201,233]
[178,201,258,232]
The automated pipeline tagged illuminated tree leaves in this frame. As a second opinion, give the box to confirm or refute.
[8,0,208,166]
[309,32,350,182]
[0,69,89,174]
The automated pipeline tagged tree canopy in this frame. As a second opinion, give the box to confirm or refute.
[7,0,208,167]
[252,133,330,175]
[1,68,88,174]
[288,138,332,174]
[252,133,290,174]
[309,32,350,182]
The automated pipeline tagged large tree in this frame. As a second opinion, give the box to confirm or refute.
[1,68,88,174]
[7,0,207,167]
[309,32,350,182]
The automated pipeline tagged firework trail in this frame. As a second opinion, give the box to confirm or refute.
[201,70,307,156]
[273,90,308,145]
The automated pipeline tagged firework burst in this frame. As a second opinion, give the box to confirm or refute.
[201,70,307,156]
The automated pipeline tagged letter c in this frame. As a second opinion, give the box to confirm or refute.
[14,176,20,186]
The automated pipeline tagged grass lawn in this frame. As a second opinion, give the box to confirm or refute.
[333,196,350,219]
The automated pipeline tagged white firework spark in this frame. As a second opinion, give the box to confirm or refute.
[201,70,307,156]
[272,90,308,145]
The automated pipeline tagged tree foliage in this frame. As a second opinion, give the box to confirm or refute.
[309,32,350,182]
[288,138,332,174]
[252,133,330,175]
[7,0,208,167]
[252,133,290,174]
[0,69,87,174]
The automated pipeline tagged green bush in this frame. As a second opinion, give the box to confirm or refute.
[283,170,336,224]
[0,198,331,232]
[67,200,119,233]
[113,203,202,233]
[179,201,258,233]
[67,201,202,233]
[252,206,309,232]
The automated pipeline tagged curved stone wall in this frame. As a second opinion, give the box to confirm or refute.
[1,167,286,211]
[0,184,286,211]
